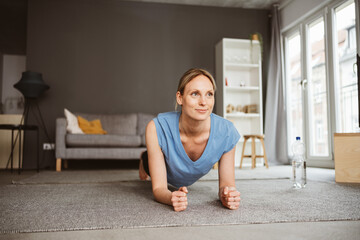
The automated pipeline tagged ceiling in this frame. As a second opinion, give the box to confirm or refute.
[0,0,284,9]
[124,0,282,9]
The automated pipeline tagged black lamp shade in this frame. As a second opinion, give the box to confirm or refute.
[14,71,49,98]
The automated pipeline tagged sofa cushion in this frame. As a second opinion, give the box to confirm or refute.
[64,108,84,134]
[137,113,155,135]
[77,116,107,134]
[137,113,155,146]
[140,135,146,147]
[66,134,141,148]
[76,113,137,135]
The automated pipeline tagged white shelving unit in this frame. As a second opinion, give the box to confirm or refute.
[215,38,264,167]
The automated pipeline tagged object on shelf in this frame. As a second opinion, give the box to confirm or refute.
[243,104,257,113]
[225,77,228,86]
[226,104,235,113]
[243,105,248,113]
[3,97,24,114]
[236,105,243,112]
[239,80,245,87]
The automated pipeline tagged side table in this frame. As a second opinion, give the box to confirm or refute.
[0,124,39,174]
[334,133,360,183]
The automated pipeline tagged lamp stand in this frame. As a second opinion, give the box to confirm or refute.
[7,71,51,172]
[22,98,51,142]
[5,98,50,170]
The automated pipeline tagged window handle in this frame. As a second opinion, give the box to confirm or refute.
[353,62,357,74]
[300,79,308,90]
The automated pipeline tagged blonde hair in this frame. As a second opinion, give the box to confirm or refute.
[175,68,216,110]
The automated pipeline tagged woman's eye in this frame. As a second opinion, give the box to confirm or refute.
[191,92,198,96]
[207,92,214,97]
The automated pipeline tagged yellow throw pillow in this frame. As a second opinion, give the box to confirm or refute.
[77,116,107,134]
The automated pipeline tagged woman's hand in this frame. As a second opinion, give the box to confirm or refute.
[171,187,188,212]
[220,186,240,210]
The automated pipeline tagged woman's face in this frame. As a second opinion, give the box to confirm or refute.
[176,75,215,121]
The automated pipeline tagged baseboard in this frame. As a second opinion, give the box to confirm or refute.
[307,159,335,169]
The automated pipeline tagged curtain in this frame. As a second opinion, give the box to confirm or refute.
[264,5,288,165]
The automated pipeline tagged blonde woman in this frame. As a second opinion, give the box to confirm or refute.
[139,68,241,212]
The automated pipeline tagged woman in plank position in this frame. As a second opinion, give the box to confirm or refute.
[139,68,241,212]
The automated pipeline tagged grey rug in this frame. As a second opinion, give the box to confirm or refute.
[1,179,359,233]
[12,167,294,185]
[12,166,337,185]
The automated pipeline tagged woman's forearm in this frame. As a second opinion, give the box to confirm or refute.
[153,187,172,206]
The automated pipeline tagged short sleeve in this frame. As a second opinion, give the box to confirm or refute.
[224,121,240,153]
[153,117,165,150]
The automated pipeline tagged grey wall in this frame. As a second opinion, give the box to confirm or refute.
[0,0,27,54]
[25,0,270,169]
[0,0,27,112]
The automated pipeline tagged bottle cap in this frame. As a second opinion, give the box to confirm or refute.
[296,136,300,140]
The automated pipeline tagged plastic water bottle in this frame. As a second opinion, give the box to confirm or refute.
[292,137,306,189]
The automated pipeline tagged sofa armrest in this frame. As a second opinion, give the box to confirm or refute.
[56,118,67,159]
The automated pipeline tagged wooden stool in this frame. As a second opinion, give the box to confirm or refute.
[240,135,268,169]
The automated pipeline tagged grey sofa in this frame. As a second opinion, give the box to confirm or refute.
[55,112,154,171]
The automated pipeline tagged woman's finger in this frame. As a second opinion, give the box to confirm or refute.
[223,186,229,195]
[172,196,187,202]
[227,196,241,202]
[179,186,188,193]
[228,191,240,197]
[173,191,187,197]
[222,187,240,196]
[226,197,234,202]
[174,205,187,212]
[226,201,239,209]
[178,196,187,202]
[171,195,186,202]
[173,201,188,212]
[173,201,188,207]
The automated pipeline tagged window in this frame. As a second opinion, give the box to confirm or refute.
[333,0,359,133]
[283,0,359,164]
[307,17,330,156]
[285,31,303,152]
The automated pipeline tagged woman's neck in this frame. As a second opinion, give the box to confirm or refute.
[179,113,210,137]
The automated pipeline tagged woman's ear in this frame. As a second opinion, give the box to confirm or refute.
[176,91,183,106]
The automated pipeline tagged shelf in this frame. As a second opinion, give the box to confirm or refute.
[216,38,263,162]
[225,63,259,68]
[225,86,259,91]
[225,113,260,118]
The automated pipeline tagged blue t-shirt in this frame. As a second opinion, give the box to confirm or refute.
[153,111,240,187]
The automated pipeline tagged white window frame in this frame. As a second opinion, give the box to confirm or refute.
[282,0,359,168]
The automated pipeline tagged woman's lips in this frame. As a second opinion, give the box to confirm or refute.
[196,109,208,113]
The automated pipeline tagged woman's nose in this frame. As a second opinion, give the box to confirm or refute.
[199,96,206,105]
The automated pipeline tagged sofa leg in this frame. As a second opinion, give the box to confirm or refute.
[56,158,62,172]
[64,160,68,169]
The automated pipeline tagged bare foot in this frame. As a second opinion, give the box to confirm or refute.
[139,156,150,181]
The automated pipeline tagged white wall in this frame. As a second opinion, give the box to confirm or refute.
[280,0,332,31]
[1,54,26,114]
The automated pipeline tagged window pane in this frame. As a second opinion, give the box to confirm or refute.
[334,0,359,133]
[286,32,303,152]
[308,18,329,156]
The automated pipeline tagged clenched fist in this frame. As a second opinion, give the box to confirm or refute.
[220,186,240,210]
[171,186,188,212]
